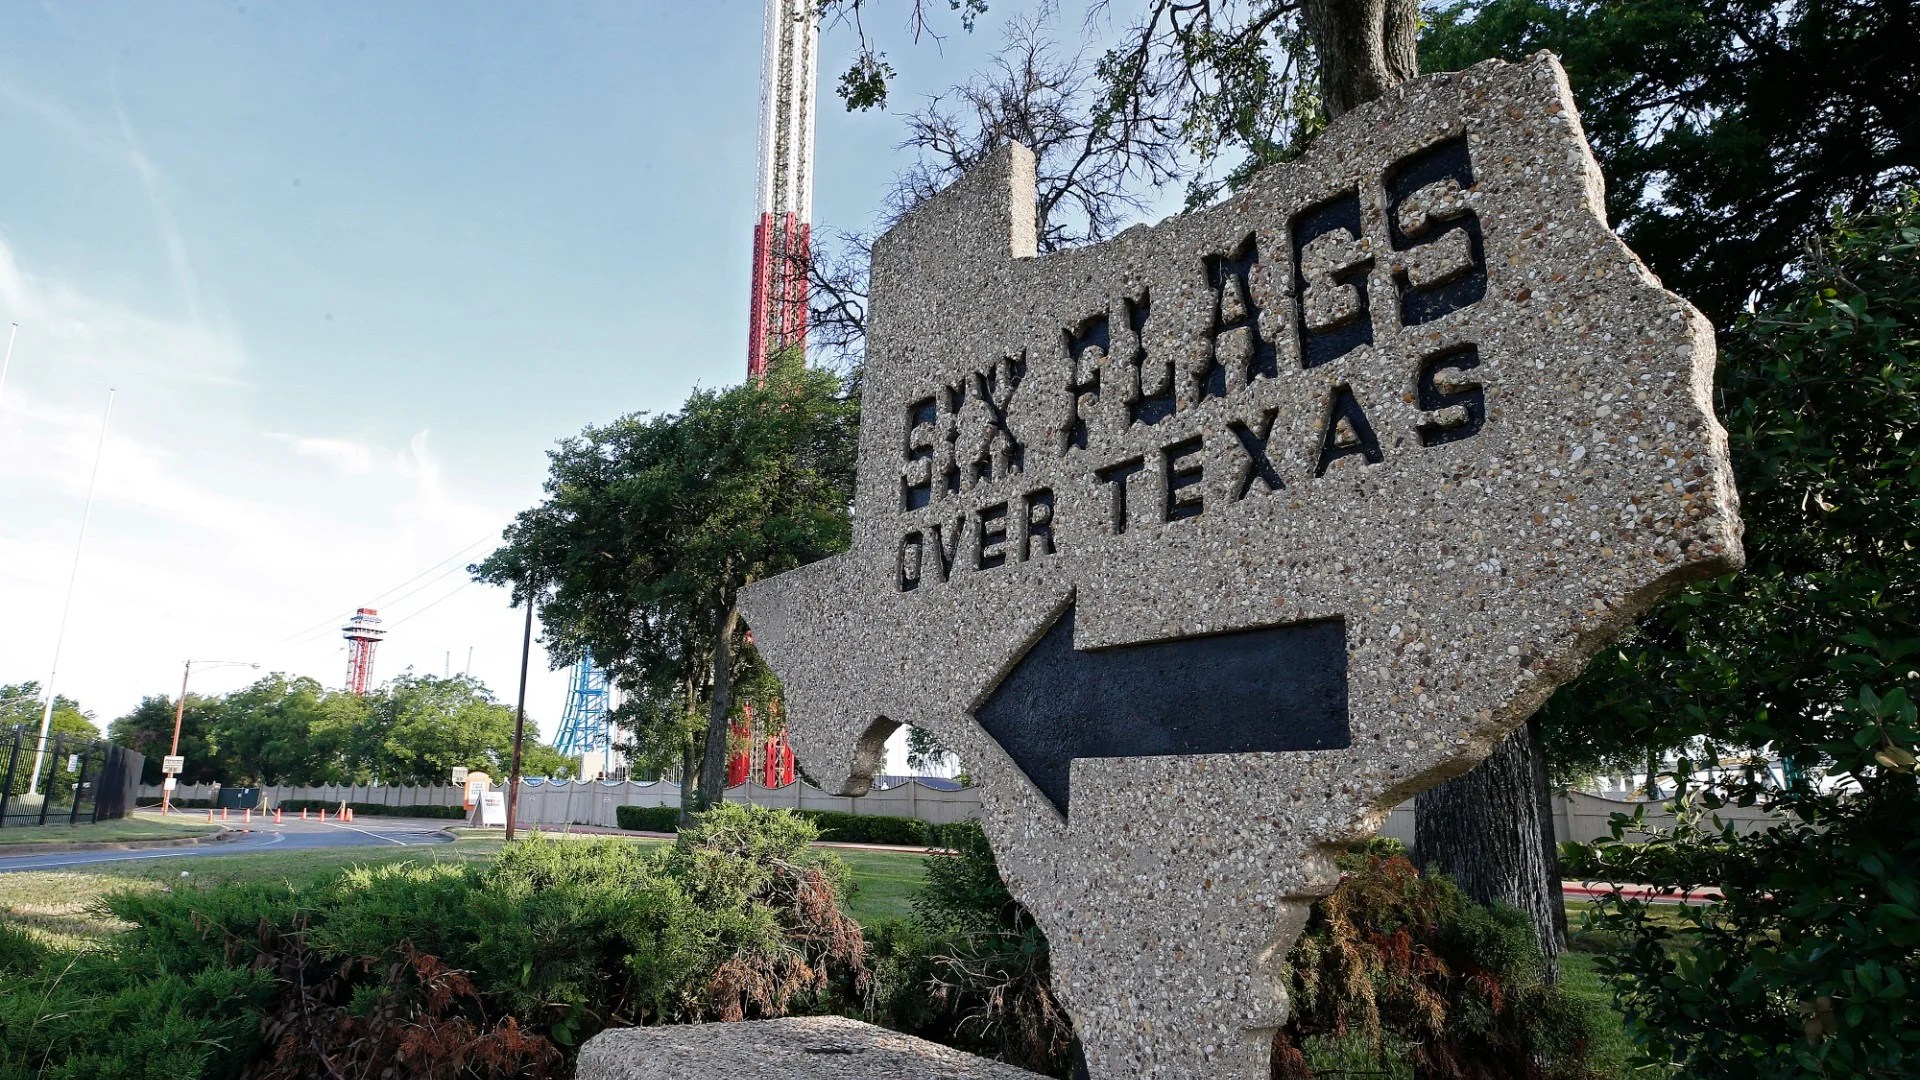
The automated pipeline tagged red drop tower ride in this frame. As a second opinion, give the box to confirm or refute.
[733,0,815,785]
[746,0,817,379]
[341,607,387,697]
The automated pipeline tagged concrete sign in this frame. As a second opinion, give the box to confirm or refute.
[162,755,185,775]
[740,55,1741,1078]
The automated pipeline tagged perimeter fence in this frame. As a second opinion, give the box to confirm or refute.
[1,723,145,827]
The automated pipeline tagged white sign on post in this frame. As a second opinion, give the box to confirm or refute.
[66,754,79,772]
[163,777,178,792]
[451,766,470,785]
[162,755,185,775]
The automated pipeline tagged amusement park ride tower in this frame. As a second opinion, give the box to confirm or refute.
[341,608,386,696]
[746,0,817,378]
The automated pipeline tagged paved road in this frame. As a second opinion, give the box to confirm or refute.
[0,816,454,873]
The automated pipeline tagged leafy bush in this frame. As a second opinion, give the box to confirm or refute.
[793,808,942,846]
[1276,852,1605,1079]
[0,949,273,1080]
[275,799,465,819]
[872,821,1076,1076]
[0,805,869,1078]
[615,804,681,832]
[614,802,955,846]
[1567,199,1920,1077]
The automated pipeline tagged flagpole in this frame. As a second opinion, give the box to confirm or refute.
[29,388,115,796]
[0,323,19,416]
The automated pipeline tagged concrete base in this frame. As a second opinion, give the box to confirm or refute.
[575,1016,1047,1080]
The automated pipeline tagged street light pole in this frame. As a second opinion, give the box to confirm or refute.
[161,659,258,814]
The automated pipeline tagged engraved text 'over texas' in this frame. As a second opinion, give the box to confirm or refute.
[739,55,1741,1080]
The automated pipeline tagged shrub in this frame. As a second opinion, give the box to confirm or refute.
[872,821,1076,1076]
[1276,852,1605,1080]
[613,803,955,846]
[0,804,871,1078]
[274,799,464,819]
[614,804,681,832]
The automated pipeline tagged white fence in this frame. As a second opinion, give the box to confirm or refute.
[142,781,1780,842]
[141,778,984,829]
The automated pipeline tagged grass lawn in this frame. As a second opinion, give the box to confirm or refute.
[0,816,221,846]
[0,833,933,952]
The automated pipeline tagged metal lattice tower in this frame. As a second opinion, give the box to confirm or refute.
[341,607,386,696]
[555,651,613,773]
[746,0,818,379]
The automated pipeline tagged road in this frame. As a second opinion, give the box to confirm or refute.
[0,815,455,873]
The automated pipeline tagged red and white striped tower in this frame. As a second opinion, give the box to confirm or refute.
[733,0,814,786]
[341,607,387,697]
[746,0,818,380]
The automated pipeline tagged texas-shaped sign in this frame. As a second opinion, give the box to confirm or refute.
[740,54,1741,1079]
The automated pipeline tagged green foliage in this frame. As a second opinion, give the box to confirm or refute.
[106,672,574,788]
[872,821,1076,1076]
[615,804,681,832]
[614,803,952,847]
[474,364,859,808]
[0,806,869,1078]
[0,956,272,1080]
[1539,200,1920,1076]
[1425,0,1918,327]
[1276,852,1605,1079]
[276,799,466,819]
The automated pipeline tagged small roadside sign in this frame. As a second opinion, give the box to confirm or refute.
[474,790,507,827]
[451,766,469,785]
[162,755,185,775]
[163,776,178,791]
[66,754,79,772]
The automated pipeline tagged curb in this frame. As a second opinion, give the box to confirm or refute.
[0,826,240,859]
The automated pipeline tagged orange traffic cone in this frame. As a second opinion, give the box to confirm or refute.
[243,808,251,824]
[318,807,326,822]
[221,807,229,821]
[274,808,284,825]
[344,807,354,823]
[300,807,308,820]
[205,808,214,822]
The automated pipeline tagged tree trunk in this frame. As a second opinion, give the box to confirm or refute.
[1300,0,1421,119]
[1416,720,1564,980]
[695,605,740,812]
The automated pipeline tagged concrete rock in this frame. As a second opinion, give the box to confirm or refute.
[741,53,1741,1079]
[574,1017,1047,1080]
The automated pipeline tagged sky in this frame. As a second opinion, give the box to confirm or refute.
[0,1,1054,747]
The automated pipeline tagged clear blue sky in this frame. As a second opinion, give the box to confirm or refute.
[0,2,1094,747]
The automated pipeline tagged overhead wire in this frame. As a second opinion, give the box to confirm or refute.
[274,534,495,644]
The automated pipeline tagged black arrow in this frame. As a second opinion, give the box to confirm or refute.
[974,602,1351,819]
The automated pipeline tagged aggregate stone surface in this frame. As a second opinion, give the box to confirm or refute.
[740,53,1742,1079]
[573,1017,1047,1080]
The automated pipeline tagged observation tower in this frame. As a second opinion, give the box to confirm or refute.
[341,607,386,696]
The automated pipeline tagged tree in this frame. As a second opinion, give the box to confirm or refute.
[474,363,859,813]
[3,682,99,799]
[809,16,1184,370]
[212,674,335,786]
[364,674,531,785]
[109,694,222,786]
[1574,197,1920,1077]
[1423,0,1920,326]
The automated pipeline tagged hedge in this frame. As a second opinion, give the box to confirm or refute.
[614,803,954,846]
[276,800,466,819]
[613,805,681,833]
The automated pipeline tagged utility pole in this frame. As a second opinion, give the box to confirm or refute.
[161,659,258,813]
[504,589,534,840]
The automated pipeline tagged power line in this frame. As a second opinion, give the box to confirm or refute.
[384,577,479,629]
[274,534,494,644]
